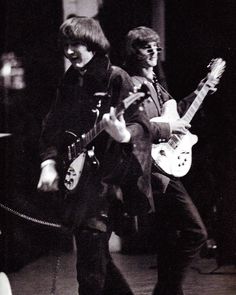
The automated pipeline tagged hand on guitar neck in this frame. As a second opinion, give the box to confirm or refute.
[195,58,224,96]
[103,106,131,143]
[195,76,219,96]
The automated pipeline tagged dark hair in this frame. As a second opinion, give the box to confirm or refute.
[125,26,161,56]
[59,16,110,55]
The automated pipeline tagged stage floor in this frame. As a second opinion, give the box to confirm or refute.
[7,249,236,295]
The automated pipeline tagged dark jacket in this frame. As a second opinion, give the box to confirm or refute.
[39,55,153,229]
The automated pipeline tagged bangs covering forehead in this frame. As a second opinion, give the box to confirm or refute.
[126,26,161,56]
[60,17,96,43]
[134,30,160,46]
[59,17,110,54]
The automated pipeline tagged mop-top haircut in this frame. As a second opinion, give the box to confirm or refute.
[59,16,110,55]
[125,26,161,57]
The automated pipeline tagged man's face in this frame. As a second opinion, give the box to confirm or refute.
[137,41,161,68]
[64,41,95,69]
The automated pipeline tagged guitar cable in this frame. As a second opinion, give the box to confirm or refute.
[0,201,62,229]
[0,201,65,295]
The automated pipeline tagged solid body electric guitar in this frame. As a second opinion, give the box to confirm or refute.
[151,58,226,177]
[62,83,149,193]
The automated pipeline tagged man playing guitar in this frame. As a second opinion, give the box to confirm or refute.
[37,17,152,295]
[124,26,221,295]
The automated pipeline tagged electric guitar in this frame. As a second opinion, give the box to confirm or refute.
[151,58,226,177]
[62,83,150,192]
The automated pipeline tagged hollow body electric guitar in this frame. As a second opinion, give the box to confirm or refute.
[151,58,226,177]
[62,83,149,192]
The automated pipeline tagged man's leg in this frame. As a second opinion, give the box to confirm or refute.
[75,227,133,295]
[153,179,207,295]
[75,228,108,295]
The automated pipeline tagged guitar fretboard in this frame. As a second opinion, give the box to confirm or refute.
[167,82,211,150]
[182,83,210,123]
[67,120,105,161]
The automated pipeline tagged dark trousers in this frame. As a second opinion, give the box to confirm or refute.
[152,179,208,295]
[74,228,133,295]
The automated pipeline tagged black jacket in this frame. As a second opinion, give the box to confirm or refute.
[39,55,153,229]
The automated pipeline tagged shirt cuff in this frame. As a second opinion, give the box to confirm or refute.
[120,129,131,143]
[40,159,56,169]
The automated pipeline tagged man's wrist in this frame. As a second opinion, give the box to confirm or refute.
[120,129,131,143]
[40,159,56,169]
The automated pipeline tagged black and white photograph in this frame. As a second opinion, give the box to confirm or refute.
[0,1,236,295]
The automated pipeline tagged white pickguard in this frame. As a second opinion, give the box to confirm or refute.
[64,152,86,192]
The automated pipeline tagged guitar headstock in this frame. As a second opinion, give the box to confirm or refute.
[207,58,226,80]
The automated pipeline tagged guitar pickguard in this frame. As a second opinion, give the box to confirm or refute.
[64,152,86,192]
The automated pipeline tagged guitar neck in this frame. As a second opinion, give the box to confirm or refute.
[67,87,149,162]
[68,119,105,161]
[181,82,211,123]
[83,120,105,147]
[68,104,125,161]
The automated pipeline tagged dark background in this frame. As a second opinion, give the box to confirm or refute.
[0,0,236,270]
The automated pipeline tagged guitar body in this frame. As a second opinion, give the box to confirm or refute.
[150,57,226,177]
[64,152,86,192]
[61,131,100,193]
[151,99,198,177]
[152,131,198,177]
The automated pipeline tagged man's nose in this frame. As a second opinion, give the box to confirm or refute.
[66,46,75,55]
